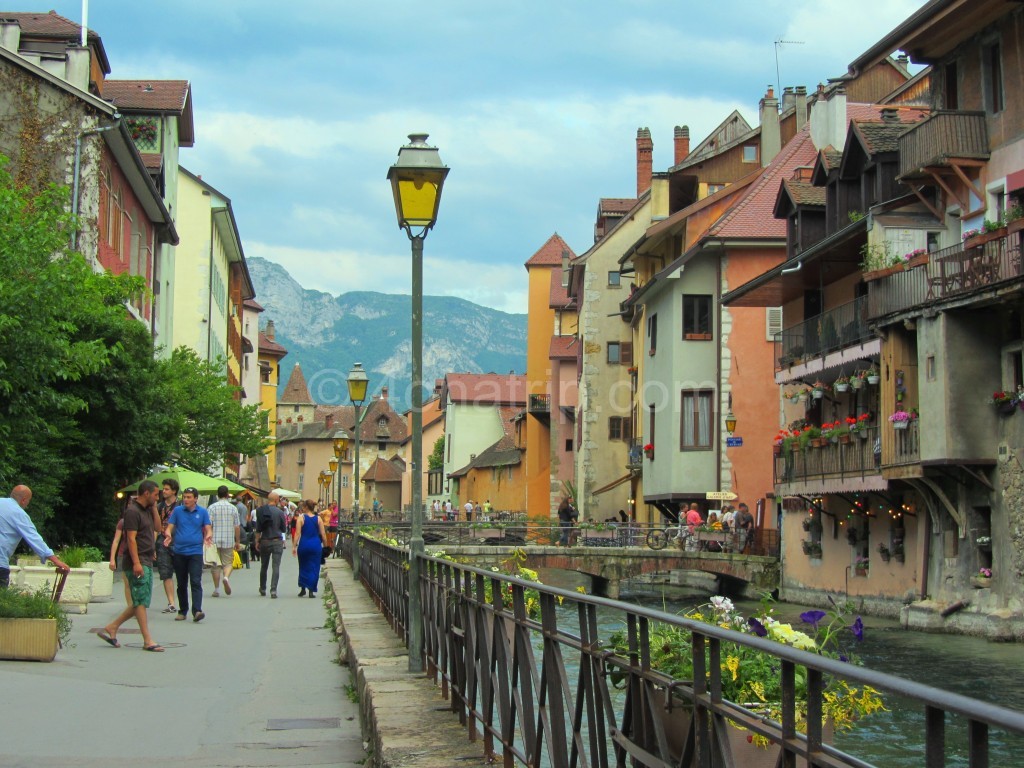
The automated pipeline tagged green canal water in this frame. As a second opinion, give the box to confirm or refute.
[537,569,1024,767]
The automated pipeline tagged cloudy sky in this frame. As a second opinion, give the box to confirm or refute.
[37,1,924,313]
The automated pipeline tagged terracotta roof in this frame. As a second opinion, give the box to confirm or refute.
[441,374,527,406]
[0,11,108,70]
[315,398,408,443]
[258,331,287,357]
[549,268,571,308]
[549,335,578,360]
[599,198,637,215]
[708,126,817,240]
[243,298,265,312]
[781,179,826,207]
[104,80,189,112]
[280,363,313,404]
[525,233,575,268]
[362,457,403,483]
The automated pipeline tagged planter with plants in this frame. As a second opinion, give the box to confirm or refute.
[963,220,1007,249]
[903,248,929,269]
[470,523,505,540]
[834,376,850,393]
[889,410,912,431]
[854,556,869,576]
[20,565,94,614]
[848,413,871,439]
[811,381,828,400]
[609,597,883,765]
[877,543,891,563]
[865,366,880,385]
[989,387,1022,416]
[0,585,71,662]
[643,443,654,460]
[58,545,112,600]
[802,539,822,558]
[970,567,993,589]
[1007,203,1024,234]
[860,242,903,281]
[891,540,905,564]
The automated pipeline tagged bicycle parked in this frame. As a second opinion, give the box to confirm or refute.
[645,520,691,550]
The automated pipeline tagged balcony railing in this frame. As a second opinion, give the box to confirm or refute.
[868,228,1023,319]
[528,393,550,413]
[898,111,989,179]
[884,420,920,467]
[774,426,879,487]
[627,438,643,467]
[775,296,872,370]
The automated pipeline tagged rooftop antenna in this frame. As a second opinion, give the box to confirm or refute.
[774,38,805,101]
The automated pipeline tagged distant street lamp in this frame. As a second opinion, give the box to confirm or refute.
[332,428,350,556]
[725,412,737,435]
[346,365,369,580]
[388,133,448,674]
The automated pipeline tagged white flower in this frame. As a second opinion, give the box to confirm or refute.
[710,596,734,613]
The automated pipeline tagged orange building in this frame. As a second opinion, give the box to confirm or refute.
[524,234,578,519]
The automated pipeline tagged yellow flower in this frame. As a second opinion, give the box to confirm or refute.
[725,656,740,681]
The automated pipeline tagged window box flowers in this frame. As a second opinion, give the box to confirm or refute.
[643,443,654,460]
[971,568,993,589]
[989,387,1022,416]
[889,410,912,430]
[802,539,822,557]
[854,556,869,576]
[903,248,929,269]
[847,413,870,438]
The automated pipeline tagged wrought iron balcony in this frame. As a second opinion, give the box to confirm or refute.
[774,426,880,490]
[627,438,644,468]
[898,111,989,180]
[775,295,873,371]
[528,393,550,414]
[867,227,1023,320]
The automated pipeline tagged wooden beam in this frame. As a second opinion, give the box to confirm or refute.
[950,162,985,205]
[927,169,970,212]
[907,183,944,221]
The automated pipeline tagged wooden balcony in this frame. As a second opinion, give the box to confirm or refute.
[528,393,550,421]
[868,227,1024,320]
[898,111,989,180]
[883,420,920,472]
[774,426,882,494]
[775,296,874,372]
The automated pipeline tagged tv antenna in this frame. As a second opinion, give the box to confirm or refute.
[774,38,805,99]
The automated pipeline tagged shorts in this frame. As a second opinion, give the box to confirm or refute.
[213,547,234,569]
[155,539,174,580]
[126,565,153,608]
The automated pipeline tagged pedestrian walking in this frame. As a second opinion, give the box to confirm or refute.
[0,485,70,588]
[254,491,288,598]
[164,487,213,622]
[155,480,180,614]
[557,497,578,546]
[98,480,164,652]
[207,485,241,597]
[293,499,328,598]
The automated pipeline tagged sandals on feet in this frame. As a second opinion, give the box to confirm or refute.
[143,644,165,652]
[97,631,120,648]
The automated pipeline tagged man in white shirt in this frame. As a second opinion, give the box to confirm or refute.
[464,500,474,522]
[207,486,241,597]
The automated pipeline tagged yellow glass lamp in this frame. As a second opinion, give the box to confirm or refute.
[386,133,449,232]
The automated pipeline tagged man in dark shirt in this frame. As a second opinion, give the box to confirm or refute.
[254,490,288,598]
[98,480,164,651]
[735,502,755,553]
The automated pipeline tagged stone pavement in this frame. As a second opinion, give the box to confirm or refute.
[0,554,367,768]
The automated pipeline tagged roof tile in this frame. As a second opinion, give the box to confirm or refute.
[442,374,526,406]
[525,233,575,267]
[549,335,578,360]
[280,363,314,404]
[104,80,190,112]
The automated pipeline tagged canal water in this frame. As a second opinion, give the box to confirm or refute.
[538,569,1024,767]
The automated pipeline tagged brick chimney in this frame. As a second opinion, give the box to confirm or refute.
[673,125,690,165]
[759,86,781,166]
[325,413,334,431]
[636,127,653,197]
[265,319,276,341]
[795,86,808,132]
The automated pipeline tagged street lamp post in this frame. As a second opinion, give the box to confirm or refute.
[346,365,369,580]
[388,133,448,673]
[328,456,338,507]
[332,429,350,558]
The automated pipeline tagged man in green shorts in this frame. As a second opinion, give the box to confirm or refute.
[98,480,165,652]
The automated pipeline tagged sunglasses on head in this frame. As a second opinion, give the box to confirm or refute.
[184,487,199,496]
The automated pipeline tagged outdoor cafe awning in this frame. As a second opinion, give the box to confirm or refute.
[593,472,635,495]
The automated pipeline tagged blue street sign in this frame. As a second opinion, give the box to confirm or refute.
[726,437,743,447]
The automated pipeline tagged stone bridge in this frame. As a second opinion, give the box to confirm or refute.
[439,545,780,599]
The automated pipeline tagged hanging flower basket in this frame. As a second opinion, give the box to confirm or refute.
[835,382,849,393]
[866,373,880,385]
[812,388,824,400]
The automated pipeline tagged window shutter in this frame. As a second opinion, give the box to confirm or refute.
[766,307,783,340]
[621,342,633,365]
[623,418,633,442]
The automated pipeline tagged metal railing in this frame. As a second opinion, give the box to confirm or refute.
[529,393,551,413]
[774,426,880,485]
[868,228,1023,319]
[775,296,872,371]
[353,537,1024,767]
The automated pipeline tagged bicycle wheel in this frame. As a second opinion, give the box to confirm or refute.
[646,529,668,550]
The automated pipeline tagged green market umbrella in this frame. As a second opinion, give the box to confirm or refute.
[274,488,302,500]
[120,469,246,496]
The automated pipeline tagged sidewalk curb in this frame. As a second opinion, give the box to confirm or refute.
[324,561,489,767]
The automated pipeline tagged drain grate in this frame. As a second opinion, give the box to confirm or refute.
[266,718,341,730]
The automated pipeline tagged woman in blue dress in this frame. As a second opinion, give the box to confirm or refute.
[292,499,327,598]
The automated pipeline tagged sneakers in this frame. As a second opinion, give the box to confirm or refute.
[212,590,220,598]
[259,588,266,596]
[223,577,231,596]
[162,604,176,614]
[175,613,186,621]
[193,611,205,623]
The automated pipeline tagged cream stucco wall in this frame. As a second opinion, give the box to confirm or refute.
[443,403,505,503]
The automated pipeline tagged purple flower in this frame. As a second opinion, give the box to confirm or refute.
[748,617,768,637]
[800,610,827,628]
[851,617,864,642]
[839,654,849,663]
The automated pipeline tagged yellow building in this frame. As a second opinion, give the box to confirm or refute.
[524,233,577,519]
[258,320,287,484]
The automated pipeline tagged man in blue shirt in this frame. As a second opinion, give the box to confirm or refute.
[0,485,70,587]
[164,487,213,622]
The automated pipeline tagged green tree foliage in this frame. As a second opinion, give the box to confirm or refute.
[0,157,272,545]
[428,435,445,470]
[161,347,272,474]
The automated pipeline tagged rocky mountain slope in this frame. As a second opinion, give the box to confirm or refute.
[249,257,527,410]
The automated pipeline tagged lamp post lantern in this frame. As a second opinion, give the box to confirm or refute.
[332,428,350,557]
[388,133,447,674]
[346,365,369,580]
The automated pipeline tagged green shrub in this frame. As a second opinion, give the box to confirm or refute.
[0,585,72,646]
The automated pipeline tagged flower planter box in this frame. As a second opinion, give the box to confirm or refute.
[854,567,868,577]
[970,576,992,589]
[0,618,58,662]
[834,383,849,393]
[20,567,94,614]
[996,400,1018,416]
[863,264,904,282]
[84,561,114,600]
[866,374,880,385]
[839,434,852,445]
[964,228,1007,250]
[904,253,930,269]
[1008,218,1024,236]
[892,421,909,430]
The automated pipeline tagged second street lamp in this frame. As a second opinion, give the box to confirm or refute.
[346,364,369,580]
[332,428,350,557]
[388,132,448,674]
